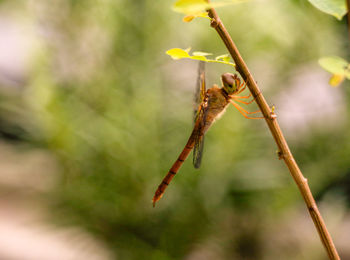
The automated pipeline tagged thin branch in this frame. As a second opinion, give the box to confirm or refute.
[206,7,340,260]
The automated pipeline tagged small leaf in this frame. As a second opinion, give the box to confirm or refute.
[307,0,346,20]
[271,104,276,113]
[319,56,349,74]
[183,12,209,22]
[173,0,210,14]
[165,48,236,67]
[215,54,230,62]
[319,56,350,86]
[191,55,209,61]
[173,0,248,22]
[196,11,210,18]
[192,51,212,56]
[166,48,191,60]
[329,74,345,87]
[183,15,195,22]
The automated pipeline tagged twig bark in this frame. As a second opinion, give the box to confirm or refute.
[206,7,340,260]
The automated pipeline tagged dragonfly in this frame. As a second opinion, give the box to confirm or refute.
[152,61,262,207]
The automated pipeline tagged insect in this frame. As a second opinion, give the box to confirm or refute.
[152,62,262,207]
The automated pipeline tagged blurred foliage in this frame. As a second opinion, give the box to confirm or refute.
[307,0,346,20]
[307,0,348,87]
[0,0,350,259]
[319,56,350,86]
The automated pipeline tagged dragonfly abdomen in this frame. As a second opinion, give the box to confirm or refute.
[152,131,197,207]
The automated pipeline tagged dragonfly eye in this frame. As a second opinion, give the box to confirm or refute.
[221,73,240,94]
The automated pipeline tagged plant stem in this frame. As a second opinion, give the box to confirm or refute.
[206,7,340,260]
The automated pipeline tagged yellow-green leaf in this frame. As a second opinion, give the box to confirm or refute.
[192,51,212,56]
[173,0,210,15]
[319,56,349,75]
[166,48,235,67]
[216,54,230,63]
[329,74,345,87]
[191,55,208,61]
[183,12,209,22]
[319,56,350,86]
[173,0,249,23]
[307,0,346,20]
[183,15,195,22]
[166,48,191,60]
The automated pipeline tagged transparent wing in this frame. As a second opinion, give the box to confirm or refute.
[193,130,205,169]
[193,98,210,169]
[193,61,206,123]
[193,61,206,169]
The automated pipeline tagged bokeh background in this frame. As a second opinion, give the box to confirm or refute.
[0,0,349,259]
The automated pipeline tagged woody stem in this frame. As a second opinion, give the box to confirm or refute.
[206,6,339,260]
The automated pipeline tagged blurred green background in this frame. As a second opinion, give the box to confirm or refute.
[0,0,350,259]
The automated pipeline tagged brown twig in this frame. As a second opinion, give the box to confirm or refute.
[206,7,340,260]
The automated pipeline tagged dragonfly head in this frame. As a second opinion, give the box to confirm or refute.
[221,73,241,95]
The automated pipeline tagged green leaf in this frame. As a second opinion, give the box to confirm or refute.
[183,12,209,22]
[192,51,212,56]
[173,0,210,15]
[166,48,235,67]
[215,54,230,62]
[173,0,249,18]
[166,48,191,60]
[307,0,347,20]
[319,56,350,87]
[319,56,349,75]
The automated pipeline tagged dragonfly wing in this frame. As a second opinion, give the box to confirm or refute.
[194,61,206,123]
[193,132,205,169]
[193,99,210,169]
[193,61,207,169]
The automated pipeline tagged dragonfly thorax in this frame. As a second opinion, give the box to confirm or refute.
[221,73,241,95]
[204,86,230,130]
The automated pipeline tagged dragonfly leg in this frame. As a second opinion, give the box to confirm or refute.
[232,96,255,105]
[230,100,264,119]
[237,82,247,94]
[234,93,252,99]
